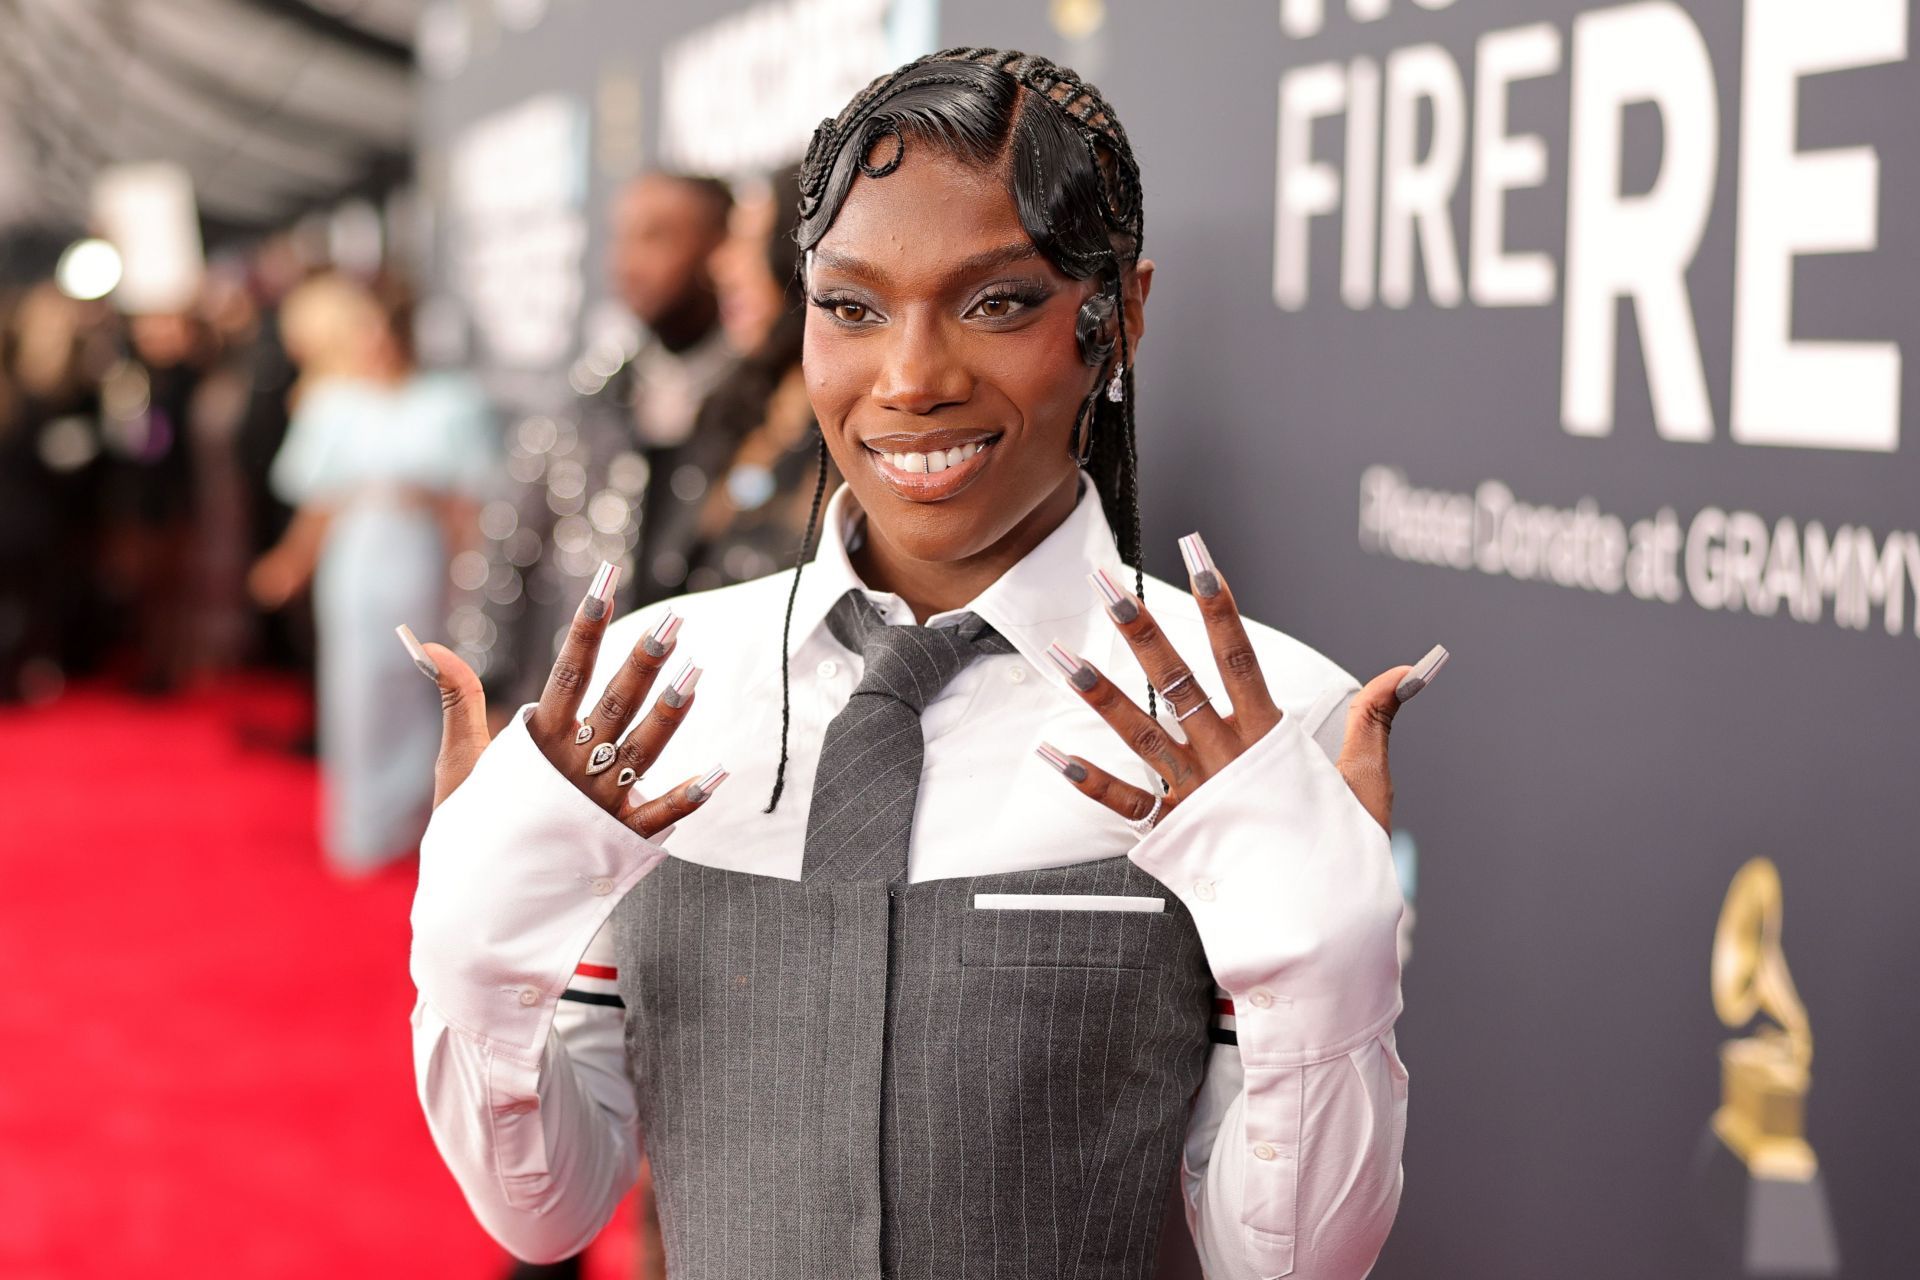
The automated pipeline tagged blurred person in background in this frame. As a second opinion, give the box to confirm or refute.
[96,304,207,694]
[586,171,735,608]
[251,273,497,876]
[0,284,116,702]
[677,164,837,592]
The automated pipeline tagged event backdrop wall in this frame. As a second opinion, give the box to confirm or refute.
[415,2,1918,1276]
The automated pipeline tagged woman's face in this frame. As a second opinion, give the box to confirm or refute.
[803,142,1147,580]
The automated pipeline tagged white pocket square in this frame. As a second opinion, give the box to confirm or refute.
[972,893,1166,913]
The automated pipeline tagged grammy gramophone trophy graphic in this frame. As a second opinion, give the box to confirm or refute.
[1693,858,1840,1277]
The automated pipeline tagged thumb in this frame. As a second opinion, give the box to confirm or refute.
[397,625,491,809]
[1335,666,1409,831]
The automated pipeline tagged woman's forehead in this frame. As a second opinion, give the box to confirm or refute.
[811,143,1047,286]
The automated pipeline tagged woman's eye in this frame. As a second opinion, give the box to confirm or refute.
[972,294,1030,319]
[833,301,869,324]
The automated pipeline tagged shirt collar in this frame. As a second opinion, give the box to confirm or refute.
[785,475,1125,672]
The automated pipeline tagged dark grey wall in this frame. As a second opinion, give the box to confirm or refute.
[421,2,1919,1275]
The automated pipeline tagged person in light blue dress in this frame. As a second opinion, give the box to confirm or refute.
[254,276,498,875]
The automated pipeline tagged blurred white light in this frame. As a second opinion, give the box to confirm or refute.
[450,549,492,591]
[479,499,520,541]
[587,490,630,533]
[608,451,650,494]
[547,458,587,500]
[552,514,593,554]
[55,239,122,300]
[37,416,99,471]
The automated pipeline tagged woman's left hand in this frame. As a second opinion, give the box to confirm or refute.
[1041,533,1446,834]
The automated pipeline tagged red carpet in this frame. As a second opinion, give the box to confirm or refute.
[0,678,638,1279]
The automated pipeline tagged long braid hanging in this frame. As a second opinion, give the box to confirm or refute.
[766,48,1151,811]
[764,431,831,813]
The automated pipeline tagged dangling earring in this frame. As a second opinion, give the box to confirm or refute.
[1106,367,1125,402]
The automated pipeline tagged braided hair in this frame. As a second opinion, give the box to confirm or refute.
[765,48,1149,812]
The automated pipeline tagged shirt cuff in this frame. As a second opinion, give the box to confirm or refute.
[409,704,667,1063]
[1129,713,1404,1068]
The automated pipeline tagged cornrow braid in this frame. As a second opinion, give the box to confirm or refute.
[767,48,1154,810]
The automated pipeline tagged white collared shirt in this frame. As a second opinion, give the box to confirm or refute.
[410,482,1407,1277]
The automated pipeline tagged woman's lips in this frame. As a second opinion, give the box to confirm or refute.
[865,436,998,500]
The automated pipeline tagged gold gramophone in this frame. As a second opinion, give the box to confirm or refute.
[1710,858,1817,1182]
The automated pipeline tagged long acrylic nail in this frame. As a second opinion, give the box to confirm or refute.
[396,624,440,680]
[660,659,702,709]
[582,561,619,621]
[1178,533,1221,599]
[1395,644,1450,702]
[1045,641,1099,692]
[1035,742,1089,783]
[643,608,682,657]
[1088,568,1139,623]
[686,764,728,804]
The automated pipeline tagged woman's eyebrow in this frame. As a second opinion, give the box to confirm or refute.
[809,242,1042,288]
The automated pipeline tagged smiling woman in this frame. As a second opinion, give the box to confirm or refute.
[407,46,1440,1280]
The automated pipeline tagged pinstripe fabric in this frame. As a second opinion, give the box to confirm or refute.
[803,590,1015,885]
[613,853,1212,1279]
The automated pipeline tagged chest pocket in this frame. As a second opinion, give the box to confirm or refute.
[960,898,1173,970]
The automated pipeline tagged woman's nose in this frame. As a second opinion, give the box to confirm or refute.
[871,318,971,414]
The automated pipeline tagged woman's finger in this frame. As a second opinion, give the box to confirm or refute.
[398,627,490,809]
[579,608,681,748]
[531,561,621,742]
[1034,742,1162,823]
[614,661,701,775]
[1044,641,1197,792]
[621,766,729,838]
[1177,533,1281,733]
[1335,646,1447,831]
[1087,568,1236,756]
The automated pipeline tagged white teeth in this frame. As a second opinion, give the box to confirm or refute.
[878,440,990,473]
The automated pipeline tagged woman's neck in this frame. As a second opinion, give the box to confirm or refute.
[848,471,1080,622]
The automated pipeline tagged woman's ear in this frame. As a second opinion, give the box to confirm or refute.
[1122,258,1155,353]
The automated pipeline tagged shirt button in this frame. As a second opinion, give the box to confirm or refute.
[1192,880,1216,902]
[589,876,614,896]
[1253,1142,1278,1162]
[1007,665,1027,684]
[1249,988,1275,1009]
[517,987,540,1007]
[817,659,839,679]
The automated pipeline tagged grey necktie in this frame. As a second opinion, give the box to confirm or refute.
[802,589,1015,884]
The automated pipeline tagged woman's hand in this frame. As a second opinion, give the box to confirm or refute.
[1038,533,1446,834]
[398,563,724,839]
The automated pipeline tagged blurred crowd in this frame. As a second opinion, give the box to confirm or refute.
[0,163,828,887]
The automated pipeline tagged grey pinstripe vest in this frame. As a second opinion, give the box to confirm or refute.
[612,852,1213,1279]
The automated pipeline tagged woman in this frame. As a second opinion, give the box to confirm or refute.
[682,164,841,593]
[254,274,495,874]
[409,50,1439,1278]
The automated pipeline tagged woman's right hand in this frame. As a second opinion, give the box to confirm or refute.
[404,564,719,839]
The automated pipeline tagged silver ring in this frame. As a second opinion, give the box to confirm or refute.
[1159,672,1197,701]
[575,724,595,745]
[1129,793,1164,835]
[1175,696,1213,723]
[584,742,618,776]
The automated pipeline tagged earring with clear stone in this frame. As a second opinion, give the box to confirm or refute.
[1105,368,1125,402]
